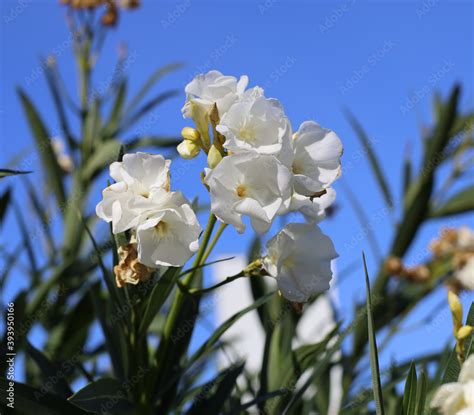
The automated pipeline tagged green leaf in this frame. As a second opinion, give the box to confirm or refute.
[423,85,461,174]
[279,325,342,414]
[82,99,101,157]
[363,252,385,415]
[44,61,76,148]
[125,62,183,115]
[117,90,179,135]
[345,110,393,208]
[415,370,427,415]
[83,218,124,312]
[138,267,182,338]
[402,362,417,415]
[429,186,474,218]
[187,363,244,415]
[0,168,32,178]
[24,178,55,253]
[17,89,66,206]
[0,187,11,225]
[442,348,461,383]
[89,286,128,383]
[81,140,122,181]
[47,289,95,361]
[186,291,275,369]
[26,341,73,398]
[464,302,474,358]
[13,201,39,279]
[103,80,127,138]
[68,378,131,413]
[0,377,90,415]
[402,153,412,200]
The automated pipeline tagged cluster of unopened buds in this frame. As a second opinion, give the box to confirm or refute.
[385,226,474,292]
[60,0,140,26]
[97,70,343,303]
[384,256,430,283]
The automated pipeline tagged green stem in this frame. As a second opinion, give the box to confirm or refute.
[147,213,217,402]
[202,222,227,263]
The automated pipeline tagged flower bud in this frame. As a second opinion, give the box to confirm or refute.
[207,145,222,169]
[177,140,200,160]
[181,127,201,143]
[456,325,473,340]
[183,101,211,149]
[448,290,463,331]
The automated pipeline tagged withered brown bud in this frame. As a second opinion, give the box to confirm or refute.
[384,256,403,275]
[101,1,118,26]
[114,243,153,288]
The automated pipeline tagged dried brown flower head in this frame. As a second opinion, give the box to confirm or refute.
[114,242,153,288]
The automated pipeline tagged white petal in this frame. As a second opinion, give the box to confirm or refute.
[460,355,474,384]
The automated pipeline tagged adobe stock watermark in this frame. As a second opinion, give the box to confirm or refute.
[339,40,396,95]
[263,55,297,91]
[3,0,32,24]
[400,59,455,115]
[319,0,356,34]
[258,0,279,15]
[5,302,16,409]
[416,0,440,19]
[161,0,191,29]
[185,33,238,85]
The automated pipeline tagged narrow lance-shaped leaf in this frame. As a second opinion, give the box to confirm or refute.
[345,110,393,208]
[0,377,89,415]
[68,378,132,413]
[138,266,182,338]
[363,252,385,415]
[117,90,179,135]
[0,187,11,225]
[125,62,183,114]
[415,369,427,415]
[103,80,127,139]
[429,186,474,218]
[187,362,245,415]
[186,291,275,368]
[17,88,66,206]
[26,341,73,398]
[0,168,32,178]
[402,362,417,415]
[44,60,76,148]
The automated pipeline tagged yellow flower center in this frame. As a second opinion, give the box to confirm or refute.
[292,162,303,175]
[154,221,169,237]
[239,126,256,142]
[236,184,247,198]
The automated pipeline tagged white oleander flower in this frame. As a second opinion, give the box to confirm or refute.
[263,223,338,302]
[431,354,474,415]
[217,88,293,164]
[204,153,293,234]
[291,121,343,197]
[96,152,171,233]
[182,70,248,120]
[289,188,336,223]
[456,257,474,291]
[134,190,201,267]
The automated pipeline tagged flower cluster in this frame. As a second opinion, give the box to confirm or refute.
[96,152,201,283]
[180,70,342,235]
[430,226,474,292]
[180,70,342,302]
[431,354,474,415]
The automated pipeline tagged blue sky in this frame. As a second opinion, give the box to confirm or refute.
[1,0,473,385]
